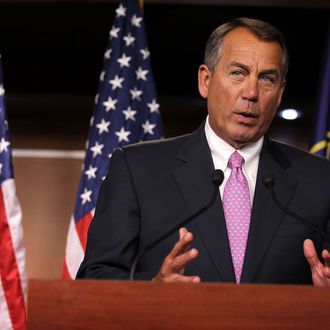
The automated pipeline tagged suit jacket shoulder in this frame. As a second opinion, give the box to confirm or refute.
[265,137,330,184]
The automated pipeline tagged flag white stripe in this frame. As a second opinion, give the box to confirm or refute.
[65,217,85,279]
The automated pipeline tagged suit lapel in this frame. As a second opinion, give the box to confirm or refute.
[241,137,297,283]
[172,124,235,282]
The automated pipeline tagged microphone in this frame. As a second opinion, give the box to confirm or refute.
[129,169,224,280]
[262,170,330,240]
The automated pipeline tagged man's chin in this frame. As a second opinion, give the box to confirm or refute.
[230,133,260,149]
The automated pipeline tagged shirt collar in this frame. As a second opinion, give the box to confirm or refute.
[204,115,264,171]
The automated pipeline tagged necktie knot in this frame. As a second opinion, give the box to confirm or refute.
[228,151,244,169]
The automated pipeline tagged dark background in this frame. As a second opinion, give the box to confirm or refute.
[0,0,329,150]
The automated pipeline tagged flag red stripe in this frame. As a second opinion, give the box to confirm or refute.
[0,188,26,330]
[75,212,93,251]
[61,261,72,280]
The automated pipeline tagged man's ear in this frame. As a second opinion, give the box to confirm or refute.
[198,64,211,99]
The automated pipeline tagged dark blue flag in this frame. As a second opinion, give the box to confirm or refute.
[63,0,163,279]
[310,23,330,159]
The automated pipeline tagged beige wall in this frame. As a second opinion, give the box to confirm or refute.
[13,156,82,279]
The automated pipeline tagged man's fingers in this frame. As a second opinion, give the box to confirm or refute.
[161,248,198,274]
[154,273,201,284]
[153,228,200,283]
[168,229,193,259]
[179,227,187,240]
[170,248,199,272]
[321,249,330,277]
[303,239,322,271]
[154,248,200,282]
[321,249,330,266]
[168,275,201,284]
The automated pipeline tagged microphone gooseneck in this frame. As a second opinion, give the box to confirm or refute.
[129,169,224,281]
[262,170,330,240]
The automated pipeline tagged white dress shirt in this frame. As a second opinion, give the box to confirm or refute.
[204,116,264,205]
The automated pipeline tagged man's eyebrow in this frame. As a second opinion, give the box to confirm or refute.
[228,61,249,71]
[258,69,280,78]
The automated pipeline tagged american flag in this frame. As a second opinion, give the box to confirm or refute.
[0,56,27,329]
[62,0,163,279]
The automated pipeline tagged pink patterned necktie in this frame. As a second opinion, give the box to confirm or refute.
[223,151,251,284]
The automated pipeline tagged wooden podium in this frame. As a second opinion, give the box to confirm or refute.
[27,279,330,329]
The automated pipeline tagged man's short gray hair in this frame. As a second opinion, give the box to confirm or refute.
[204,17,289,79]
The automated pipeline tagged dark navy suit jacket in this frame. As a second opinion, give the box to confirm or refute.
[77,123,330,284]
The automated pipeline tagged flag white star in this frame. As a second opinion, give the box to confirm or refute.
[140,48,150,59]
[142,120,156,135]
[103,97,118,111]
[0,163,3,174]
[99,71,105,81]
[115,127,131,142]
[0,138,10,153]
[116,4,126,17]
[147,99,160,113]
[130,86,143,100]
[109,75,124,90]
[135,67,149,81]
[104,49,112,59]
[84,165,97,180]
[90,141,104,157]
[117,53,132,68]
[110,26,120,39]
[123,33,135,47]
[80,188,92,205]
[96,119,110,134]
[131,14,143,27]
[123,106,137,121]
[0,85,4,96]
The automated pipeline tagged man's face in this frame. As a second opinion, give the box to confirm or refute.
[198,27,286,149]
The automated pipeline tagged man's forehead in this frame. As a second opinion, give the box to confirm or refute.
[222,27,281,52]
[220,29,283,68]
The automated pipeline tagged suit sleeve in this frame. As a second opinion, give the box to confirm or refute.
[76,148,152,280]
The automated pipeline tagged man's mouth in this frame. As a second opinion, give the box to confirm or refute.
[234,111,258,118]
[233,111,259,124]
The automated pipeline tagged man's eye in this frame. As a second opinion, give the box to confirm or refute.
[231,71,243,77]
[260,75,274,83]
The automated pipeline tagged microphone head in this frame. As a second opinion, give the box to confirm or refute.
[212,169,224,187]
[262,170,275,188]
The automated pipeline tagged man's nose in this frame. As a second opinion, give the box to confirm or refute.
[241,78,259,102]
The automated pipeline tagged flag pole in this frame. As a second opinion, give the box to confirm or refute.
[139,0,144,13]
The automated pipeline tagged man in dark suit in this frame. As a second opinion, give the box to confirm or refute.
[77,18,330,286]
